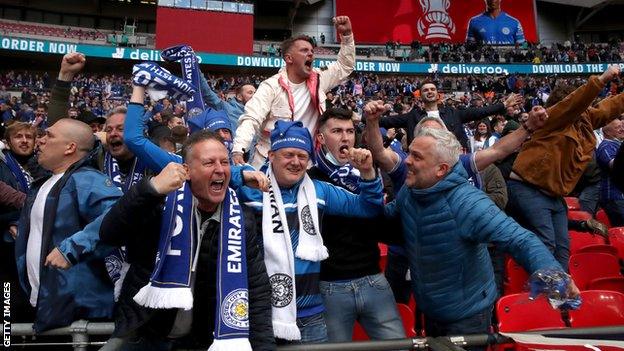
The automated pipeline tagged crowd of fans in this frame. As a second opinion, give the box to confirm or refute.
[1,16,624,351]
[377,38,624,64]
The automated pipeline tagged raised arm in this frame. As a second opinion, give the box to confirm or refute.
[199,73,225,110]
[318,16,355,92]
[364,101,401,173]
[541,66,618,133]
[124,85,182,172]
[474,105,548,171]
[456,93,522,124]
[321,148,384,217]
[47,52,86,126]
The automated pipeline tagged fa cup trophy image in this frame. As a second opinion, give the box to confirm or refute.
[417,0,456,40]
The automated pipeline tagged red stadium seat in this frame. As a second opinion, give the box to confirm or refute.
[596,209,613,228]
[568,231,606,254]
[568,253,623,290]
[587,277,624,294]
[564,197,581,211]
[378,243,388,272]
[608,227,624,260]
[503,259,529,295]
[567,210,592,221]
[352,321,368,341]
[497,293,566,332]
[397,303,417,337]
[568,290,624,327]
[574,244,618,257]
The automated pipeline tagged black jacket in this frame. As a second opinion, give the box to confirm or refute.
[379,103,506,149]
[308,167,403,282]
[99,179,275,350]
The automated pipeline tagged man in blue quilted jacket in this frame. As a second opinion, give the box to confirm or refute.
[385,127,579,348]
[15,118,122,333]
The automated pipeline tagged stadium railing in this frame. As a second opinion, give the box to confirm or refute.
[9,322,624,351]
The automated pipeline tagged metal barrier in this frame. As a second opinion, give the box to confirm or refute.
[9,323,624,351]
[11,321,114,351]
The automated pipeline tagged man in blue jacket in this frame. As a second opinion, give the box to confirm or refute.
[385,126,579,347]
[14,118,122,333]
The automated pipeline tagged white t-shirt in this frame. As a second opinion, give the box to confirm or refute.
[289,80,318,136]
[426,110,441,119]
[27,172,65,306]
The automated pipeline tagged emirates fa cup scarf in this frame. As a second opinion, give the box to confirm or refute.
[133,184,251,350]
[161,45,205,117]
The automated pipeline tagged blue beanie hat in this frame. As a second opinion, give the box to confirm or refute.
[270,120,312,154]
[187,108,232,135]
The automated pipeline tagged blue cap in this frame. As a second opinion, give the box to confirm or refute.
[187,108,232,135]
[270,120,312,155]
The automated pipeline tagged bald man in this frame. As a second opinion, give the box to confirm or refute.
[14,118,123,333]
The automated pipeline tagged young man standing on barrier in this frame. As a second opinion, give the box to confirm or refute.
[232,16,355,168]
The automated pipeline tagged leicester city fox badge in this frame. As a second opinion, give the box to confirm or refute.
[222,289,249,330]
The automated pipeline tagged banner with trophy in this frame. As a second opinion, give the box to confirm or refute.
[336,0,538,45]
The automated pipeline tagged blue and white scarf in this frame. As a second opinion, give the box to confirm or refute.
[134,184,251,351]
[314,146,361,194]
[103,152,147,300]
[4,152,32,192]
[103,152,146,194]
[161,45,205,117]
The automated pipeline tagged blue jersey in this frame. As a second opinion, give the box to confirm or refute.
[597,139,624,202]
[466,11,525,45]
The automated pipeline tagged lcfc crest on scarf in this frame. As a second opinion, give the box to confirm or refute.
[222,289,249,330]
[301,205,316,236]
[270,273,294,308]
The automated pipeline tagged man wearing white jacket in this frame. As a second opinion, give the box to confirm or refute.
[232,16,355,168]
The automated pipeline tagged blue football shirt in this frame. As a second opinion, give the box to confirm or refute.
[466,11,525,45]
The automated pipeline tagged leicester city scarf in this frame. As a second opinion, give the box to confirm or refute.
[314,146,361,194]
[161,45,205,117]
[132,62,197,102]
[5,152,32,192]
[103,152,146,194]
[133,183,250,350]
[103,152,147,300]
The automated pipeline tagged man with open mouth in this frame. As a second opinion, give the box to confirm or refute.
[231,16,356,169]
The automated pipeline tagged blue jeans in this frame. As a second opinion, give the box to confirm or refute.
[579,182,600,215]
[277,312,329,345]
[320,273,405,342]
[600,199,624,227]
[425,306,492,351]
[507,180,569,271]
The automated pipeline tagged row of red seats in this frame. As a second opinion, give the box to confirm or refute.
[0,20,105,40]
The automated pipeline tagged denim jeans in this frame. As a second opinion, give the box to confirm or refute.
[320,273,405,342]
[276,312,329,345]
[579,182,600,215]
[600,199,624,227]
[425,306,492,351]
[507,180,569,271]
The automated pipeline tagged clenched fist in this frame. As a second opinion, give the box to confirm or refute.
[150,162,189,195]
